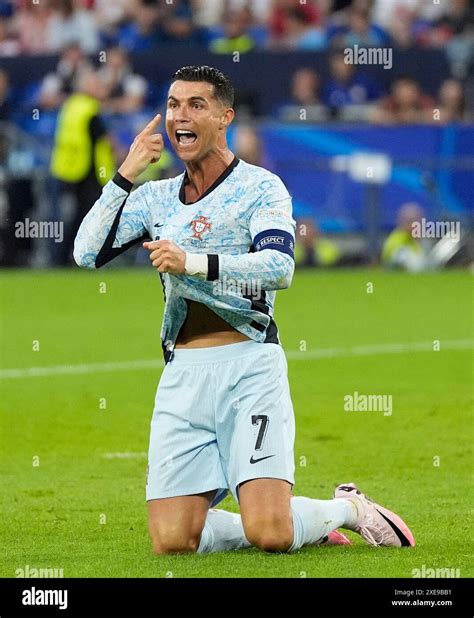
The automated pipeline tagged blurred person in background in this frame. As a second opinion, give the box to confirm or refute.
[13,0,53,55]
[294,218,341,268]
[233,125,265,167]
[116,0,161,52]
[283,5,326,50]
[382,202,427,271]
[93,0,128,45]
[328,5,390,48]
[386,4,418,49]
[227,0,271,25]
[0,129,36,267]
[0,12,19,56]
[190,0,224,28]
[191,0,270,30]
[322,49,380,116]
[0,68,10,120]
[210,6,256,54]
[430,0,473,44]
[50,69,115,265]
[161,0,207,45]
[431,0,474,79]
[289,67,321,106]
[372,0,443,36]
[0,66,37,267]
[370,76,434,124]
[98,46,147,115]
[39,43,91,111]
[268,0,320,49]
[46,0,99,54]
[434,78,470,123]
[277,67,329,121]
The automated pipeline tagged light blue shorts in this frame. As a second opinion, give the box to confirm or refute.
[146,340,295,505]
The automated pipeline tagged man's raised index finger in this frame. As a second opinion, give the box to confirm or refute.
[142,113,161,135]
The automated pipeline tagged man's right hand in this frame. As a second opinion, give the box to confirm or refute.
[118,113,163,184]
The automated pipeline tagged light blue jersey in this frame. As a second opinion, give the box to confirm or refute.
[74,158,296,360]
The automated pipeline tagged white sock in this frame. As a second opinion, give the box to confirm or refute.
[197,509,252,554]
[289,496,356,551]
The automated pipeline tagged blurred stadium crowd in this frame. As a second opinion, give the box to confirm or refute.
[0,0,472,55]
[0,0,472,268]
[0,0,473,126]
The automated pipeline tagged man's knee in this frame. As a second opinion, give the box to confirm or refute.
[243,514,293,553]
[239,479,294,552]
[150,525,202,555]
[147,493,215,555]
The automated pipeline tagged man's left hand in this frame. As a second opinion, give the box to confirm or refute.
[143,240,186,275]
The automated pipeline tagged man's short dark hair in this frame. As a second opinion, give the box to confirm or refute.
[171,65,234,107]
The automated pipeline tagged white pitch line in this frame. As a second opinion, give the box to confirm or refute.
[0,358,163,379]
[102,452,147,459]
[285,338,474,360]
[0,339,472,380]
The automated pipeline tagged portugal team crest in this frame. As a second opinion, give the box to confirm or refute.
[190,215,212,240]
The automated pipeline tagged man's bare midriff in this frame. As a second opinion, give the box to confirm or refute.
[175,300,250,348]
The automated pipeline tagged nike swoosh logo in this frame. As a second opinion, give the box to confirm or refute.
[376,509,412,547]
[154,223,164,228]
[249,455,275,464]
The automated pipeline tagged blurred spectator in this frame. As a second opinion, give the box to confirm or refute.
[431,0,473,43]
[290,67,321,106]
[386,5,417,49]
[372,0,442,34]
[0,15,20,55]
[0,126,37,267]
[268,0,320,48]
[228,0,271,24]
[161,0,206,45]
[277,67,329,121]
[192,0,271,28]
[294,218,341,268]
[433,0,474,79]
[46,0,99,53]
[233,124,279,175]
[322,50,380,115]
[13,0,53,55]
[98,46,147,115]
[233,126,264,166]
[329,6,390,48]
[0,68,10,120]
[210,7,256,54]
[0,0,13,15]
[49,69,115,265]
[93,0,128,42]
[39,44,91,111]
[0,0,471,59]
[372,0,473,63]
[434,78,470,123]
[370,76,434,124]
[191,0,224,27]
[381,202,426,271]
[383,202,463,271]
[283,6,326,50]
[116,0,161,52]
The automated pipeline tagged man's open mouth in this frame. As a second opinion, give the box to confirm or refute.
[176,130,197,145]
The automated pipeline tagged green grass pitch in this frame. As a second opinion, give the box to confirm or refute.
[0,267,472,578]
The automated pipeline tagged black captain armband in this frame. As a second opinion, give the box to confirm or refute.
[253,229,295,259]
[186,231,294,282]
